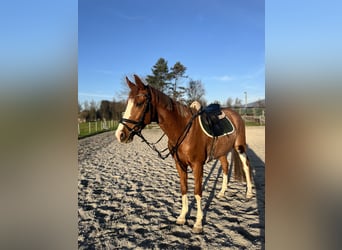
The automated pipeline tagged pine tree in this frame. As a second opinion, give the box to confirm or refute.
[146,58,170,92]
[168,61,187,101]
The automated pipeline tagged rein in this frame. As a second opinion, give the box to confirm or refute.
[135,131,170,159]
[169,111,201,172]
[119,85,202,172]
[136,110,201,166]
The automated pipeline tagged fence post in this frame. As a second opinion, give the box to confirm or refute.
[88,122,91,134]
[78,123,80,135]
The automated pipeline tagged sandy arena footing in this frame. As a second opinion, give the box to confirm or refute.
[78,126,265,249]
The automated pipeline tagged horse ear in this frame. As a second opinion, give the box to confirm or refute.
[134,74,146,90]
[126,76,135,89]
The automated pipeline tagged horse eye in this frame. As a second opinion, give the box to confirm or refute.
[135,102,143,107]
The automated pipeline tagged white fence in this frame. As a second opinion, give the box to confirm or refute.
[78,120,119,136]
[242,115,265,125]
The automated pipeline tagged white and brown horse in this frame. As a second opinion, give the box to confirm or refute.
[116,75,253,233]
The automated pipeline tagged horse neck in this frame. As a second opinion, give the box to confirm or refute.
[151,88,192,144]
[157,105,192,144]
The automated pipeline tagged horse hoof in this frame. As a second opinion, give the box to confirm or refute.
[176,218,186,225]
[217,192,225,199]
[245,192,253,199]
[192,226,203,234]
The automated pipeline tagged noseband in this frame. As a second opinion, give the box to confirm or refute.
[119,87,152,139]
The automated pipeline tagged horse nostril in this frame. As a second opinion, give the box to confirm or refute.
[120,132,125,141]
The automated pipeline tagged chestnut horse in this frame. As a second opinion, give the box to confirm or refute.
[115,75,253,233]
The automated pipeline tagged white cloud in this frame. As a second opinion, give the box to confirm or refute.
[213,75,234,81]
[241,66,265,80]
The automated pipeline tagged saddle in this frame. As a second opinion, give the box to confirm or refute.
[199,104,234,137]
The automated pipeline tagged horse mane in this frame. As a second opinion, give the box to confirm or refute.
[150,86,191,118]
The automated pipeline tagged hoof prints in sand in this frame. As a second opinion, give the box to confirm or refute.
[78,129,265,249]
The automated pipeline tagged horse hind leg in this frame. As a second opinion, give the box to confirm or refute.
[236,145,253,199]
[217,155,229,199]
[175,163,188,225]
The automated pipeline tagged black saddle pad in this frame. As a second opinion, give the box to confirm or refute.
[199,105,234,137]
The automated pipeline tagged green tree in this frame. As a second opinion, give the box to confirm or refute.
[146,58,170,92]
[79,100,90,121]
[110,99,126,121]
[89,100,97,121]
[79,110,89,122]
[168,61,187,101]
[100,100,111,121]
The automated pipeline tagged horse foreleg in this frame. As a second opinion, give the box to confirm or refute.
[217,155,229,198]
[175,163,188,225]
[193,164,203,233]
[176,194,188,225]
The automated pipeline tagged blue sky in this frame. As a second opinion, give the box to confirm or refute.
[79,0,264,105]
[1,0,77,82]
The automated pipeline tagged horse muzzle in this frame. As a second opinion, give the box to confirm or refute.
[115,124,132,143]
[116,125,141,143]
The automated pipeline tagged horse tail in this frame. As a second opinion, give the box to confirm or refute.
[232,148,246,182]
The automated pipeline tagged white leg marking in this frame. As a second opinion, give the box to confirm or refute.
[115,98,134,141]
[193,195,203,233]
[239,152,253,198]
[176,194,188,225]
[218,173,228,198]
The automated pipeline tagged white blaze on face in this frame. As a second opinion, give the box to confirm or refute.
[115,98,134,142]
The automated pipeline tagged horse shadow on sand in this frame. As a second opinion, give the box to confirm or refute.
[186,146,265,249]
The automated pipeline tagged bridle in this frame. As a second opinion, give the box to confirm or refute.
[119,87,152,140]
[119,85,202,172]
[119,86,170,159]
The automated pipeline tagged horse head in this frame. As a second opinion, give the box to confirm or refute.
[115,75,153,143]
